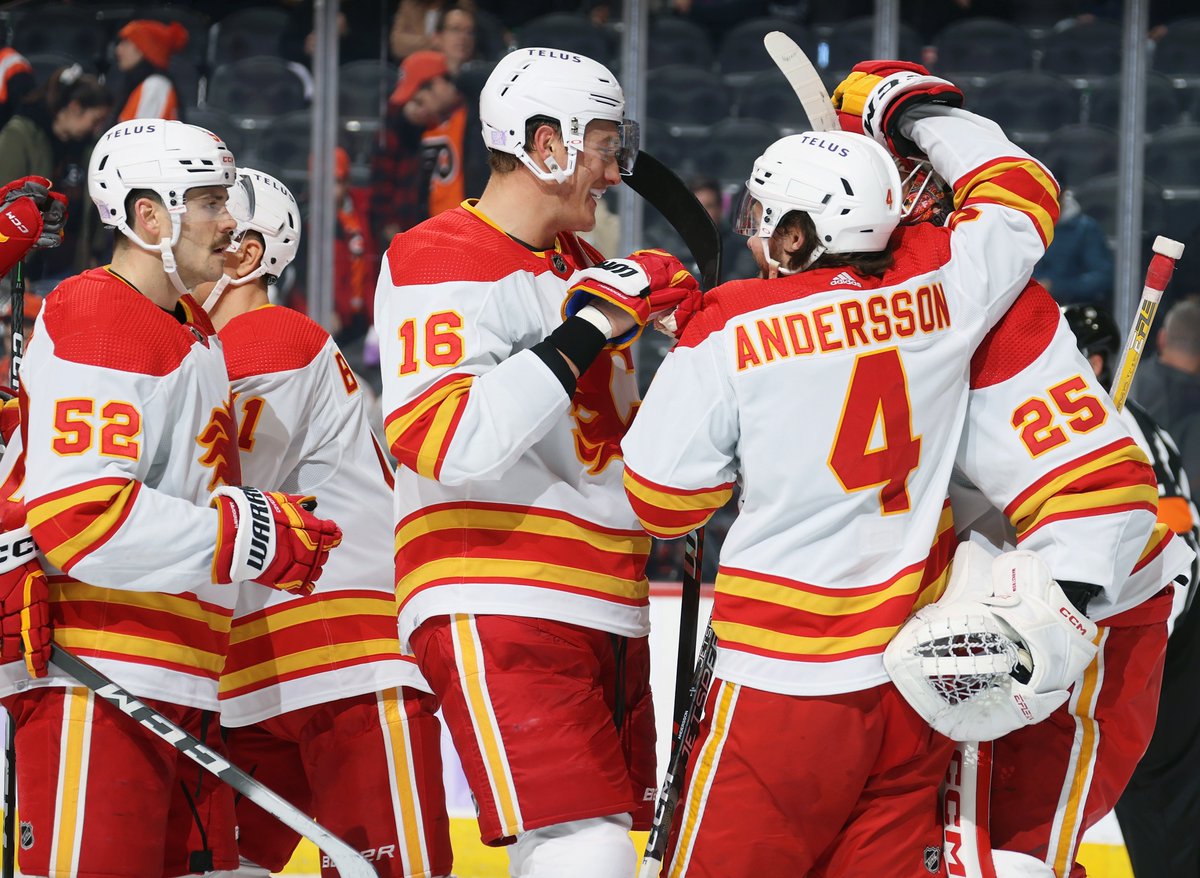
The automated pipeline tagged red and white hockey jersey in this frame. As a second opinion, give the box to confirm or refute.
[217,305,426,726]
[0,267,239,709]
[622,109,1069,697]
[377,201,650,646]
[951,283,1192,621]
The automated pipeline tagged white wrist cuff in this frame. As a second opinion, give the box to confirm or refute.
[576,304,614,339]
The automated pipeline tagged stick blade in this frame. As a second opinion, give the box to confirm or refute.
[763,31,840,132]
[626,150,722,290]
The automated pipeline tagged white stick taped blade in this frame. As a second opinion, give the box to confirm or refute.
[764,31,840,133]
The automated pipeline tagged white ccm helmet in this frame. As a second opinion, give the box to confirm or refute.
[736,130,902,272]
[89,119,236,294]
[204,167,301,312]
[480,47,639,183]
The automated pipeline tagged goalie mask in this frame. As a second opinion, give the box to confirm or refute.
[204,168,301,312]
[897,158,953,227]
[89,119,236,295]
[735,130,902,272]
[479,47,639,183]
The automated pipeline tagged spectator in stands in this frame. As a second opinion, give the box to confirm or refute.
[1033,187,1115,306]
[689,174,748,281]
[0,48,34,132]
[389,0,456,60]
[433,5,479,74]
[370,49,487,245]
[113,19,190,122]
[332,146,378,345]
[0,65,112,288]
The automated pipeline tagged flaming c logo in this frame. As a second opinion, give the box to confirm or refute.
[571,349,638,475]
[197,398,240,491]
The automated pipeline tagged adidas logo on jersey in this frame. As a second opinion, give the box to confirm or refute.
[830,271,862,287]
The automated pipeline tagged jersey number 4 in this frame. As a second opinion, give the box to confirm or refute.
[828,349,921,514]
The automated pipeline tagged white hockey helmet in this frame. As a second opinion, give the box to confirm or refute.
[89,119,236,292]
[227,167,301,280]
[735,130,902,269]
[204,167,301,312]
[479,47,639,183]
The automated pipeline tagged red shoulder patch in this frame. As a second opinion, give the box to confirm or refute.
[970,281,1060,388]
[43,268,200,376]
[218,306,329,381]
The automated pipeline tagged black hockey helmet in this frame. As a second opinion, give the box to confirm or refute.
[1062,303,1120,384]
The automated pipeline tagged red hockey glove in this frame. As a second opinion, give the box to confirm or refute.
[0,175,67,247]
[565,249,701,348]
[653,285,704,341]
[832,60,963,158]
[0,525,51,679]
[211,487,343,596]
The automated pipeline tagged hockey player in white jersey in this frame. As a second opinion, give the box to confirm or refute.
[376,47,702,876]
[0,120,342,878]
[194,167,452,878]
[617,61,1140,876]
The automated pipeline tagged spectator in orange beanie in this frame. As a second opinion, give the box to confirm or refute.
[114,19,189,121]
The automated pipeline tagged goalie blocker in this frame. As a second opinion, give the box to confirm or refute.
[885,542,1099,742]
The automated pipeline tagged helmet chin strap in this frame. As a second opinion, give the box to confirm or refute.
[202,265,267,313]
[157,237,191,297]
[760,235,800,278]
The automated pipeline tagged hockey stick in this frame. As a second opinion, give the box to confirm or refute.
[1110,235,1186,412]
[625,149,721,291]
[2,259,22,878]
[638,625,717,878]
[48,645,376,877]
[764,31,838,132]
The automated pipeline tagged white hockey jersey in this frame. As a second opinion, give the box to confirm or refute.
[377,201,650,647]
[952,283,1192,622]
[0,268,240,709]
[622,109,1070,697]
[216,305,426,726]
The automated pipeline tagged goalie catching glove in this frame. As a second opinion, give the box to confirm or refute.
[832,60,964,158]
[565,249,701,347]
[212,487,343,596]
[884,541,1099,741]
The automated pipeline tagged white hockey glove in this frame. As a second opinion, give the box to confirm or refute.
[884,542,1099,741]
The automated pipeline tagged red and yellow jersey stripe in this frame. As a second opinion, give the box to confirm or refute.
[395,501,651,609]
[385,372,474,480]
[220,590,403,699]
[712,504,956,663]
[25,477,141,573]
[623,466,735,538]
[49,577,232,680]
[952,156,1060,248]
[1006,438,1158,541]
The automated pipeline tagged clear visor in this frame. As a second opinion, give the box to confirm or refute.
[224,175,256,252]
[580,119,640,176]
[734,188,767,237]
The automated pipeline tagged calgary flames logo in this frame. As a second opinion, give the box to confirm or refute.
[197,397,240,491]
[572,349,638,475]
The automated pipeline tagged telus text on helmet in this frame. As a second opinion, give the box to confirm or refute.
[521,49,583,63]
[104,123,158,140]
[795,134,850,157]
